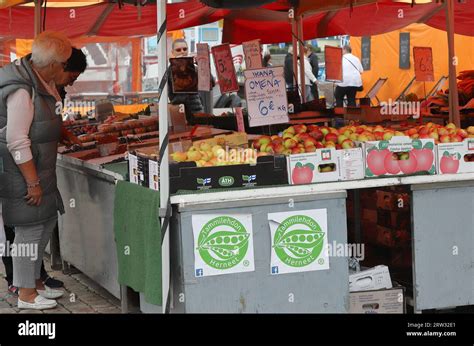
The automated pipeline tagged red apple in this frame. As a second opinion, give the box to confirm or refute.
[450,134,463,143]
[374,131,384,140]
[419,134,430,139]
[314,141,325,149]
[413,149,434,171]
[398,152,418,174]
[273,143,285,154]
[325,133,338,143]
[309,130,324,142]
[438,128,449,136]
[384,152,401,174]
[406,128,418,136]
[440,154,459,174]
[292,164,314,184]
[337,135,348,144]
[367,149,389,175]
[341,139,355,149]
[304,137,319,147]
[457,129,468,139]
[440,135,451,143]
[320,126,330,136]
[325,141,336,148]
[284,138,298,149]
[307,125,319,133]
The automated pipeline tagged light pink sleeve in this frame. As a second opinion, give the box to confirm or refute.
[6,88,34,164]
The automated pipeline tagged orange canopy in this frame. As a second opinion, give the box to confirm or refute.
[351,23,474,102]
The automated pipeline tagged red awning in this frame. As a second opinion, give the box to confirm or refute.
[0,0,472,41]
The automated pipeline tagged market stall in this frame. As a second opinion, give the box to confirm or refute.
[1,0,472,314]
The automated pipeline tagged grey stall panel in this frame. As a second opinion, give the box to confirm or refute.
[57,163,121,299]
[411,182,474,310]
[171,192,349,313]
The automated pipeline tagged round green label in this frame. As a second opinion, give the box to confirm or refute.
[197,216,249,270]
[273,215,325,267]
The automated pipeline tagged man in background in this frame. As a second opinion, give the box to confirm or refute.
[335,45,363,107]
[168,39,204,122]
[306,44,320,100]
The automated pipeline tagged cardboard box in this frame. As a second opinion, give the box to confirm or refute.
[362,137,436,178]
[169,155,288,194]
[338,148,365,181]
[287,149,339,185]
[215,132,248,147]
[349,286,405,314]
[349,265,393,292]
[436,138,474,174]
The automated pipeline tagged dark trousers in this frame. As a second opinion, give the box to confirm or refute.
[1,225,48,286]
[335,86,358,107]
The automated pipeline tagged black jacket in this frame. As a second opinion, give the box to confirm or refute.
[284,53,294,86]
[308,52,319,80]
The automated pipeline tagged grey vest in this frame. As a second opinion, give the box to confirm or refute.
[0,56,65,227]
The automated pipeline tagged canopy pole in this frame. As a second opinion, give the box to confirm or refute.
[445,0,460,126]
[157,0,170,314]
[34,0,42,37]
[297,15,306,103]
[291,11,298,91]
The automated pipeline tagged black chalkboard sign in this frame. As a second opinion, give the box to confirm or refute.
[361,36,371,71]
[399,33,410,69]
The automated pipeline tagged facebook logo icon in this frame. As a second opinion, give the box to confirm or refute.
[196,269,203,277]
[271,266,279,274]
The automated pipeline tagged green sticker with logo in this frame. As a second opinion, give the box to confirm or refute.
[193,215,255,277]
[269,209,329,275]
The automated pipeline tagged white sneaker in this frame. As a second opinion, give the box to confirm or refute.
[37,286,64,299]
[18,295,57,310]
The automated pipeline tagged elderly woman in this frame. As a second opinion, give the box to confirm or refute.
[0,31,72,310]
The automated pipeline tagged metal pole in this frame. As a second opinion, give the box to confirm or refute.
[445,0,460,127]
[157,0,170,314]
[297,15,306,103]
[34,0,42,36]
[291,11,298,91]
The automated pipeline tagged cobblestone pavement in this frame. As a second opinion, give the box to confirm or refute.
[0,257,121,314]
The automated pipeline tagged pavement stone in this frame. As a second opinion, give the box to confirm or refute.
[0,257,122,314]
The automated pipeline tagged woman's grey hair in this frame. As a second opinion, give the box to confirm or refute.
[343,45,352,53]
[31,31,72,68]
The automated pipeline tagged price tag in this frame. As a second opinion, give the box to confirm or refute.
[413,47,434,82]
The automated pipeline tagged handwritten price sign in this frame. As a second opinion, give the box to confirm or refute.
[244,66,289,127]
[242,39,263,69]
[325,46,343,82]
[211,44,239,93]
[413,47,434,82]
[197,43,211,91]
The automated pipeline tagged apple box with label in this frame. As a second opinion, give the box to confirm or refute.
[287,149,339,185]
[349,286,405,314]
[362,137,436,178]
[437,138,474,174]
[337,148,365,181]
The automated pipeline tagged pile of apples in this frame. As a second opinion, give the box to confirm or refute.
[170,142,258,167]
[252,123,474,156]
[404,123,474,143]
[252,124,357,155]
